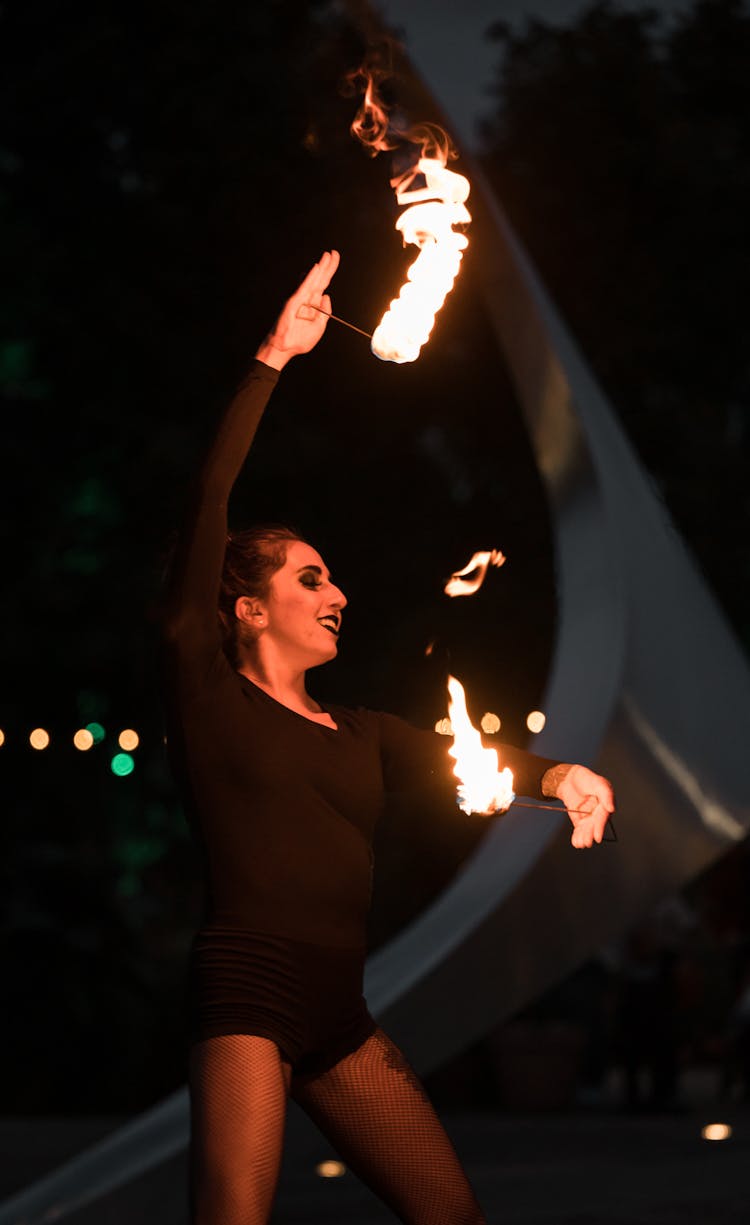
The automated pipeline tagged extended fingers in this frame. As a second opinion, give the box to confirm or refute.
[592,802,611,844]
[568,791,613,848]
[593,777,615,842]
[594,773,615,811]
[297,250,339,306]
[290,262,323,310]
[320,248,340,286]
[571,817,594,849]
[574,798,613,846]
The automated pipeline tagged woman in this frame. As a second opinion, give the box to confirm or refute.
[164,250,615,1225]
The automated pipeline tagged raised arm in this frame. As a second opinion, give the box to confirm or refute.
[165,251,340,657]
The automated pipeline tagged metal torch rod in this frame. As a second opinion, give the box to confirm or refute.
[511,799,618,842]
[302,302,373,339]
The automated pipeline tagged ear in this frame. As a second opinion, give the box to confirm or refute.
[234,596,267,628]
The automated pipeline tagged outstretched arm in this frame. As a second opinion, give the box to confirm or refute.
[541,763,616,848]
[377,712,560,804]
[376,714,616,849]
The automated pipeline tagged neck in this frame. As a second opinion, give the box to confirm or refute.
[237,648,316,713]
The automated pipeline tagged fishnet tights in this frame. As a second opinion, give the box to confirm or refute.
[190,1028,486,1225]
[190,1034,291,1225]
[294,1027,486,1224]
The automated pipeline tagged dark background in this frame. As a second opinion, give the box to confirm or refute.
[1,0,748,1115]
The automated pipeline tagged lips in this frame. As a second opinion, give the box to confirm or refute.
[318,614,341,636]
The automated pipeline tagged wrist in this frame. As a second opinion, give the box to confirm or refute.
[255,338,291,371]
[541,762,572,799]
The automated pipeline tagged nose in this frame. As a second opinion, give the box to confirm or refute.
[329,582,347,610]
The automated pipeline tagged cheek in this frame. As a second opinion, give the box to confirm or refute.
[271,591,317,630]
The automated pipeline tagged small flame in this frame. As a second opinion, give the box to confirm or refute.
[350,71,471,364]
[444,549,506,597]
[348,66,397,153]
[447,675,514,815]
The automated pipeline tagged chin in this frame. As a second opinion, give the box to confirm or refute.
[304,640,339,668]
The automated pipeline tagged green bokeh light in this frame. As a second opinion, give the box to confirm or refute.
[69,477,122,524]
[111,752,134,777]
[86,721,106,744]
[61,547,102,575]
[0,340,32,384]
[0,340,50,399]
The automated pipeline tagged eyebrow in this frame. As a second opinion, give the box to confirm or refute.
[296,564,332,581]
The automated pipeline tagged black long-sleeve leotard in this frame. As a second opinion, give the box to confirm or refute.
[164,360,559,952]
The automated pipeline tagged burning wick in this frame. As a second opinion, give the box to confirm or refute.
[444,549,506,598]
[443,676,618,840]
[349,72,471,364]
[299,303,373,340]
[371,159,471,364]
[447,674,515,815]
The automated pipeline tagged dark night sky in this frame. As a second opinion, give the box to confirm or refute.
[376,0,698,147]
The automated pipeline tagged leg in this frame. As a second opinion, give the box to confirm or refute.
[292,1027,486,1225]
[189,1033,291,1225]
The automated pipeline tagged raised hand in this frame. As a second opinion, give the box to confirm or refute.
[554,764,616,848]
[256,250,340,370]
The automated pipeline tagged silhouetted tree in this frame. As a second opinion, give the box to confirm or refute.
[481,0,750,648]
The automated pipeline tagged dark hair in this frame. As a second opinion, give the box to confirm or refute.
[218,524,306,665]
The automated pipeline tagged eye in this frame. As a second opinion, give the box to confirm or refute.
[300,572,322,589]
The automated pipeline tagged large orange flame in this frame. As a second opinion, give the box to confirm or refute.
[447,675,515,815]
[350,70,471,364]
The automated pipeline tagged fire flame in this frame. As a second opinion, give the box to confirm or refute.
[447,675,515,815]
[350,72,471,364]
[444,549,506,597]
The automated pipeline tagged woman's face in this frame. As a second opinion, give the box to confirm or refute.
[262,540,347,666]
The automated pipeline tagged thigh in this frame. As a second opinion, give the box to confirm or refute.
[190,1033,291,1225]
[292,1027,485,1225]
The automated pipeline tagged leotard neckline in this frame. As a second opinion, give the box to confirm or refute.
[237,672,340,733]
